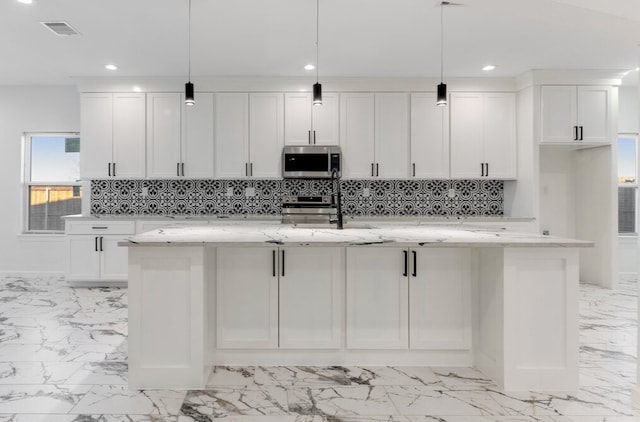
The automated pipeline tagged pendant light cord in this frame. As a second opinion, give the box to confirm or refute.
[440,1,444,84]
[188,0,192,82]
[316,0,320,84]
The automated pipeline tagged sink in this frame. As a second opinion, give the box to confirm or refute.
[289,222,374,230]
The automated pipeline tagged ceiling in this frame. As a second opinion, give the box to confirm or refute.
[2,0,640,86]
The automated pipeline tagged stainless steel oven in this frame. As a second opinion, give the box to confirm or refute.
[282,145,341,178]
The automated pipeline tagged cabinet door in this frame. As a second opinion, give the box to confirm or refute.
[577,86,612,143]
[410,93,449,179]
[215,93,249,178]
[284,92,313,145]
[146,93,182,178]
[99,235,130,281]
[80,93,113,179]
[249,93,284,178]
[313,92,340,145]
[541,85,577,143]
[216,247,278,349]
[410,248,471,350]
[450,93,483,178]
[375,93,409,178]
[65,236,101,281]
[346,247,408,349]
[183,92,215,178]
[341,93,375,178]
[112,93,146,178]
[483,93,516,179]
[279,247,343,349]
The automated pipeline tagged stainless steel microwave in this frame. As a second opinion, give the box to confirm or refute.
[282,145,341,178]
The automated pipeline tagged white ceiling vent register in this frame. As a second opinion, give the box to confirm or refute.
[41,21,80,36]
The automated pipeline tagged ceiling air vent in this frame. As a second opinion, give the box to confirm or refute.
[41,21,80,36]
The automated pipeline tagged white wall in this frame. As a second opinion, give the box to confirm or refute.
[619,86,638,134]
[0,86,80,272]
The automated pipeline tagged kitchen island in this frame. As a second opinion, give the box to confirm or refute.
[121,221,592,392]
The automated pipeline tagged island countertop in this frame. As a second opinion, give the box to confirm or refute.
[118,221,593,248]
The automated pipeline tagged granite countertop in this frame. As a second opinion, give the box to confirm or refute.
[119,221,593,248]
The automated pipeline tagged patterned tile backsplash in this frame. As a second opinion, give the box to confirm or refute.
[90,179,504,217]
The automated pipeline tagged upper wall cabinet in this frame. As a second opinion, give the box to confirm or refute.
[410,93,449,179]
[81,93,146,179]
[284,92,339,146]
[146,92,214,178]
[541,85,613,144]
[341,92,409,178]
[215,93,284,178]
[450,92,517,179]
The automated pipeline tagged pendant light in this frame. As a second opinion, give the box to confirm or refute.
[436,1,448,107]
[313,0,322,106]
[184,0,195,106]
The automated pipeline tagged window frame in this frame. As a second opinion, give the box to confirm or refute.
[617,133,639,236]
[22,132,81,234]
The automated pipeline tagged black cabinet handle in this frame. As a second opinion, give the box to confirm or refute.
[99,236,104,252]
[108,163,111,177]
[245,163,248,177]
[308,130,312,145]
[412,163,416,177]
[480,162,484,177]
[272,250,276,277]
[177,163,180,177]
[181,162,185,176]
[371,163,374,177]
[94,237,98,252]
[485,163,489,177]
[402,250,408,277]
[579,126,584,141]
[573,126,578,141]
[376,163,379,177]
[250,162,253,177]
[113,163,116,177]
[281,250,285,277]
[412,250,417,277]
[313,130,317,145]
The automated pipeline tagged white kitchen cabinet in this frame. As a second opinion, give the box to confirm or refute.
[64,220,135,286]
[450,92,516,179]
[410,93,449,179]
[284,92,339,145]
[541,85,612,144]
[409,248,472,350]
[346,247,471,351]
[341,92,408,178]
[346,247,409,349]
[216,247,279,348]
[279,247,344,349]
[81,93,146,179]
[146,92,215,178]
[215,93,283,178]
[216,246,344,350]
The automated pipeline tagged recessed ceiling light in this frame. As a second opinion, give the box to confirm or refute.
[304,64,315,71]
[482,65,496,71]
[105,64,118,71]
[133,86,142,92]
[16,0,34,4]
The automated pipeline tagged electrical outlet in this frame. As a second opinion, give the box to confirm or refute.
[141,187,148,197]
[448,188,456,198]
[362,188,370,197]
[226,187,234,197]
[245,187,256,197]
[542,230,550,236]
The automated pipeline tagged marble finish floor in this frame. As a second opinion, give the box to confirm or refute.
[0,274,638,421]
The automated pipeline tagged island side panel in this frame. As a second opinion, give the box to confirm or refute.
[128,246,208,389]
[502,247,579,391]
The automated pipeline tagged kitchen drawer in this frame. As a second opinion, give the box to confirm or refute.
[65,220,135,235]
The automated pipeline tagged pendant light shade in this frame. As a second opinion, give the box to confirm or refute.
[436,1,448,107]
[436,83,447,106]
[185,81,195,106]
[185,0,195,106]
[313,82,322,105]
[312,0,322,106]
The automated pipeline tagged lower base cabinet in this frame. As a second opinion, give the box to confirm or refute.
[215,246,344,349]
[346,247,471,350]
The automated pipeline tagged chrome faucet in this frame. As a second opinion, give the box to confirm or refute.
[330,168,344,230]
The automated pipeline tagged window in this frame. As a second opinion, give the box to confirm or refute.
[618,134,638,234]
[24,133,81,233]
